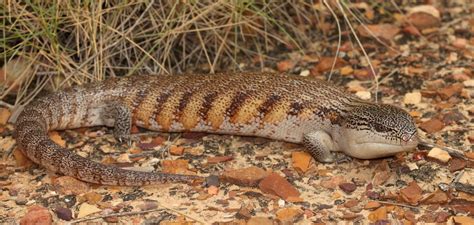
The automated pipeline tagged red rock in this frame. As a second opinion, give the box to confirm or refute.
[368,206,387,222]
[258,172,300,200]
[54,207,72,221]
[339,183,357,194]
[53,176,90,195]
[235,206,252,220]
[365,201,381,210]
[320,176,345,190]
[207,186,219,195]
[435,211,450,223]
[404,210,417,223]
[419,118,445,134]
[465,152,474,160]
[207,155,234,164]
[83,191,102,204]
[437,83,464,100]
[353,69,372,80]
[151,136,166,145]
[247,217,274,225]
[372,170,391,186]
[422,189,449,204]
[162,159,193,175]
[277,59,296,72]
[403,25,421,36]
[450,158,467,172]
[452,216,474,224]
[342,212,362,220]
[344,199,359,208]
[292,151,312,173]
[400,181,423,205]
[20,205,52,225]
[169,146,185,155]
[453,38,467,49]
[137,201,159,210]
[221,166,270,187]
[275,207,303,224]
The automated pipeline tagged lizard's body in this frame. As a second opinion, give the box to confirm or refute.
[15,73,419,186]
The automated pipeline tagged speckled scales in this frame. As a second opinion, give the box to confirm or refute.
[15,72,417,186]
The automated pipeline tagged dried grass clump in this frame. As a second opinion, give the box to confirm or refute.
[1,0,323,106]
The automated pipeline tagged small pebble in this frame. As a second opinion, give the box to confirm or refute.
[55,207,73,221]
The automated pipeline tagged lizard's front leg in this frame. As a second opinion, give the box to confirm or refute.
[303,131,337,163]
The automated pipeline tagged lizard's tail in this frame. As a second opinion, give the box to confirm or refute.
[14,84,202,186]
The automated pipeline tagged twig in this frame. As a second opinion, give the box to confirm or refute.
[68,208,165,224]
[323,0,342,82]
[374,200,434,212]
[418,140,471,161]
[337,0,380,102]
[0,100,13,109]
[68,203,206,224]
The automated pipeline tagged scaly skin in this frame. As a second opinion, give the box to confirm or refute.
[15,72,419,186]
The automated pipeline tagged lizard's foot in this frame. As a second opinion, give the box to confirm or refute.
[303,131,337,163]
[115,134,138,147]
[109,103,133,146]
[334,154,352,164]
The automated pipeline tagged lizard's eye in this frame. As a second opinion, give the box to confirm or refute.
[373,123,390,133]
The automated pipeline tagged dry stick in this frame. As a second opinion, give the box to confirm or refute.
[0,101,13,109]
[336,0,379,103]
[418,140,470,161]
[374,200,435,213]
[68,205,206,224]
[323,0,342,82]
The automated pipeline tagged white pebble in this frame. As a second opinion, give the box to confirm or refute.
[355,91,371,100]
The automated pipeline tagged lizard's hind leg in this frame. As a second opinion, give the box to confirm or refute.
[105,102,133,145]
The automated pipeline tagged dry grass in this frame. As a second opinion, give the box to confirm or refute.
[1,1,323,102]
[1,0,417,108]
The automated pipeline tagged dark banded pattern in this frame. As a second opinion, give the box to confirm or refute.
[14,72,418,186]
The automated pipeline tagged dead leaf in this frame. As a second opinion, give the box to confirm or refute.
[311,57,347,76]
[407,5,441,30]
[357,24,400,42]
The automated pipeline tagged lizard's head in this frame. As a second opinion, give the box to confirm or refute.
[341,103,418,159]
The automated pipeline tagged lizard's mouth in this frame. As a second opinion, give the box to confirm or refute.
[355,134,419,147]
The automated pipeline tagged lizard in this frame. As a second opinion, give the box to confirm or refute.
[14,72,419,186]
